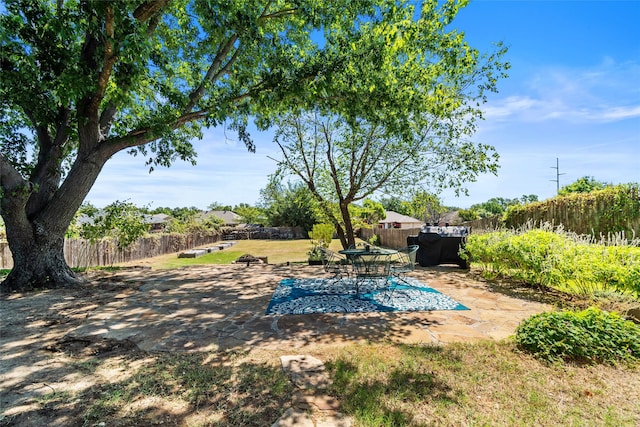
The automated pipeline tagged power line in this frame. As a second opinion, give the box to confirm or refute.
[550,157,566,194]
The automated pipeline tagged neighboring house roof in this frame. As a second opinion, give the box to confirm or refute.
[144,213,172,225]
[207,210,241,225]
[379,211,423,225]
[77,212,173,226]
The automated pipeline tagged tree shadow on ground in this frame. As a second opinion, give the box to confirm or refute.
[1,264,415,425]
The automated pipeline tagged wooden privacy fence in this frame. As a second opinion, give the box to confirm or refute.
[360,227,423,249]
[0,232,221,269]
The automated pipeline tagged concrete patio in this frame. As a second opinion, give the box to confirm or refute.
[65,263,552,353]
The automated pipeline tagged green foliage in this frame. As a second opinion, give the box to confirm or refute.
[457,208,480,221]
[344,199,386,232]
[308,223,334,259]
[467,196,535,219]
[559,176,608,196]
[309,223,334,247]
[515,307,640,364]
[259,179,319,234]
[504,184,640,237]
[275,108,502,247]
[269,0,508,248]
[65,202,99,238]
[147,206,223,233]
[462,227,640,297]
[233,204,265,225]
[207,202,233,211]
[79,201,150,249]
[379,196,409,216]
[406,190,446,224]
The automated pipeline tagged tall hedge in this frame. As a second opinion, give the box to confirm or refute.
[503,185,640,238]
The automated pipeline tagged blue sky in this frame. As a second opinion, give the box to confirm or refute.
[86,0,640,210]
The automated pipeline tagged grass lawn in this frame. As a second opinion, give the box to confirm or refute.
[116,238,350,269]
[324,341,638,426]
[24,339,636,427]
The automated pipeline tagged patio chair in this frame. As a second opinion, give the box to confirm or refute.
[351,253,390,295]
[319,247,351,284]
[388,245,419,289]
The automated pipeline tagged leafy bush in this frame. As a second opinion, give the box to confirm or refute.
[461,227,640,297]
[368,234,381,246]
[515,307,640,364]
[308,223,334,247]
[308,223,335,260]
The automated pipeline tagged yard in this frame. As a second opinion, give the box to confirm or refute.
[1,239,638,426]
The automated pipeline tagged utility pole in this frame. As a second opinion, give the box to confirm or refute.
[550,157,566,194]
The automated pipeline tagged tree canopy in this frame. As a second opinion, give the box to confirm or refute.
[559,176,609,195]
[0,0,507,291]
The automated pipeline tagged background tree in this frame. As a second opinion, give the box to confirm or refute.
[65,202,99,239]
[77,200,150,249]
[270,0,508,248]
[207,202,233,212]
[379,196,411,217]
[358,199,387,226]
[460,194,539,220]
[406,190,446,225]
[233,204,265,226]
[457,208,480,222]
[273,107,502,248]
[259,179,319,235]
[520,194,539,204]
[559,176,608,195]
[2,0,448,292]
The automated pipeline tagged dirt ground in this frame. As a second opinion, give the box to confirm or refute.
[0,264,636,426]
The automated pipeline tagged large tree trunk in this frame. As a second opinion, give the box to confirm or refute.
[1,225,83,293]
[1,150,107,293]
[340,201,357,249]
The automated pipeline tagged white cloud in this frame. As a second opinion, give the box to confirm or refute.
[483,60,640,124]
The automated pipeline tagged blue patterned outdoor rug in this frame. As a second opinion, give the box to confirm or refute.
[265,277,468,315]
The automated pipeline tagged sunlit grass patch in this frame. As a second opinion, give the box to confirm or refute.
[326,341,640,426]
[78,351,294,427]
[126,238,347,268]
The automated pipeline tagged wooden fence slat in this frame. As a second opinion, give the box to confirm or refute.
[0,232,221,269]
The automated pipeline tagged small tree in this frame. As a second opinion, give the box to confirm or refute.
[307,223,334,261]
[559,176,608,195]
[234,204,265,226]
[79,200,149,250]
[207,202,233,212]
[260,179,319,235]
[406,190,446,225]
[274,111,501,248]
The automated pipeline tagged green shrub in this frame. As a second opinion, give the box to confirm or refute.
[308,223,335,260]
[308,223,334,247]
[462,228,640,296]
[368,234,380,246]
[515,307,640,364]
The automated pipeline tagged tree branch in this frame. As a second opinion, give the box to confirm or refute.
[90,5,117,115]
[0,155,28,192]
[133,0,170,22]
[185,35,240,113]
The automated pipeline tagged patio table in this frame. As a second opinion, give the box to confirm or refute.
[338,246,397,258]
[339,247,398,295]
